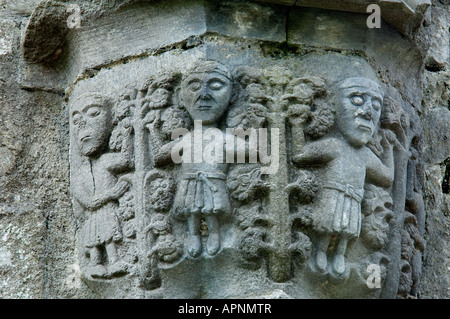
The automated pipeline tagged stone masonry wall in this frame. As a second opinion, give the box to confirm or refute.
[420,0,450,299]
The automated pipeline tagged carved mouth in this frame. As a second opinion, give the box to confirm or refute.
[358,124,372,132]
[198,105,212,110]
[80,135,91,142]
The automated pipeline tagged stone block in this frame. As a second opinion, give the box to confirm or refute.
[288,7,368,51]
[288,7,424,109]
[206,0,287,43]
[423,107,450,165]
[259,0,431,35]
[66,0,207,78]
[6,0,41,15]
[0,20,17,56]
[425,5,450,71]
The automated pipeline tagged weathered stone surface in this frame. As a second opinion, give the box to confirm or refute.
[421,164,450,298]
[288,7,424,109]
[424,4,450,71]
[205,1,287,42]
[422,108,450,165]
[0,20,17,56]
[5,0,41,15]
[418,1,450,299]
[254,0,431,35]
[0,0,448,300]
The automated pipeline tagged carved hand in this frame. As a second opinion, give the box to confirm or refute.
[110,180,131,200]
[89,197,107,210]
[380,129,405,153]
[88,181,130,210]
[287,104,311,126]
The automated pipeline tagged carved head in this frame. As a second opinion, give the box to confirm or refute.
[144,170,176,213]
[71,93,113,157]
[180,61,233,125]
[335,77,383,147]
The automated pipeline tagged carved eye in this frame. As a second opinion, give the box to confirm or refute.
[209,80,225,90]
[351,96,364,106]
[372,99,381,111]
[86,107,101,118]
[160,180,169,189]
[72,113,81,125]
[188,81,201,92]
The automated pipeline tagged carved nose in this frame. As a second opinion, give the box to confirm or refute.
[78,117,87,127]
[199,86,211,100]
[361,103,373,119]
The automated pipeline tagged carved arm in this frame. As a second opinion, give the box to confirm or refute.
[74,180,130,211]
[365,130,400,189]
[105,121,135,173]
[292,137,337,167]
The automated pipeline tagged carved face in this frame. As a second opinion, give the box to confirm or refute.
[180,68,232,125]
[71,94,112,157]
[147,177,174,212]
[336,77,383,147]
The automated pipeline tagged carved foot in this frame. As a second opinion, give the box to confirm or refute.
[315,251,328,272]
[89,265,109,279]
[187,235,202,257]
[108,260,128,276]
[206,233,221,256]
[332,254,346,276]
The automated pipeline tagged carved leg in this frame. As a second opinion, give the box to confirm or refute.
[106,242,127,276]
[187,214,202,257]
[332,235,348,276]
[206,215,221,256]
[315,234,331,272]
[89,246,108,278]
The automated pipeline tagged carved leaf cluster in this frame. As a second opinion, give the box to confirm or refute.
[360,185,393,251]
[285,170,320,204]
[227,165,270,203]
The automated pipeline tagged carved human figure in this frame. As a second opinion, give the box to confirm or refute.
[171,61,233,257]
[293,77,395,277]
[71,93,133,278]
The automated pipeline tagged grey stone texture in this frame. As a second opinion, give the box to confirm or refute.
[420,0,450,299]
[0,0,448,299]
